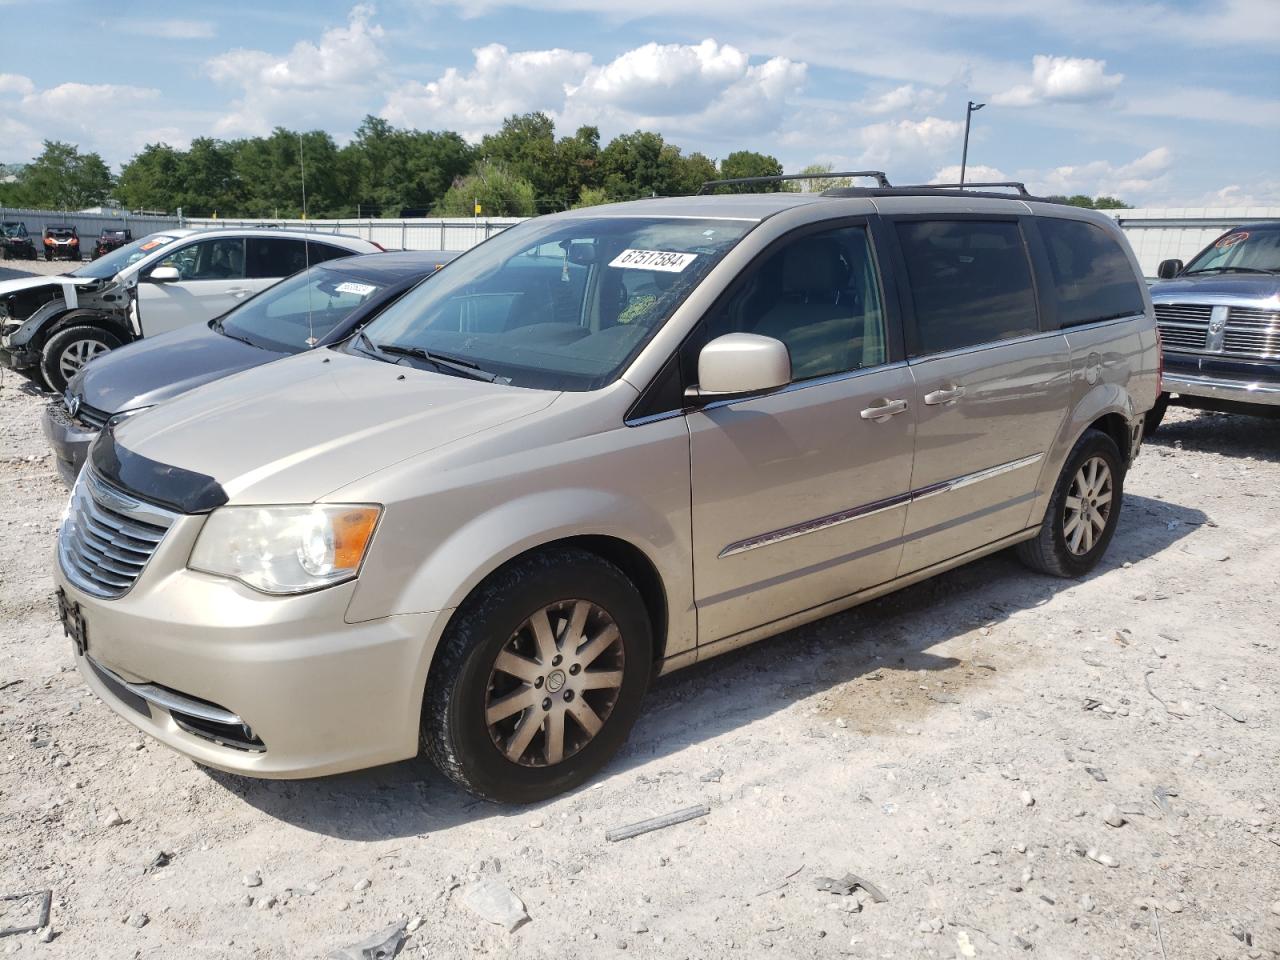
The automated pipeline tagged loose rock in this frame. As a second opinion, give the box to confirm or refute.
[1101,804,1126,828]
[462,879,530,932]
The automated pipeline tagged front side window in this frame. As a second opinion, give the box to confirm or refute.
[1039,218,1144,327]
[695,224,887,382]
[156,238,246,281]
[897,220,1038,356]
[356,216,753,390]
[1183,225,1280,275]
[220,264,392,353]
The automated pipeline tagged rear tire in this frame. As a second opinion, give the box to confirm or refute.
[39,325,121,393]
[1017,429,1124,578]
[1143,393,1169,436]
[422,547,652,802]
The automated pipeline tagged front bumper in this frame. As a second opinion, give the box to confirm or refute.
[41,401,96,486]
[1164,371,1280,407]
[55,514,443,778]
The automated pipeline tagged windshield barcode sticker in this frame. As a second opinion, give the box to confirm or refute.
[335,281,377,296]
[609,249,698,272]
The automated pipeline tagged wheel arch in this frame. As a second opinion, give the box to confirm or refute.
[45,309,133,345]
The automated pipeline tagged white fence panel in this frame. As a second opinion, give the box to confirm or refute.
[1106,207,1280,277]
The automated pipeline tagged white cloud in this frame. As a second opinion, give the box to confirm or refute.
[0,73,34,96]
[854,116,962,167]
[382,39,806,146]
[992,55,1123,107]
[1032,146,1173,198]
[931,164,1009,184]
[206,4,386,136]
[865,84,944,115]
[382,44,592,140]
[124,19,216,40]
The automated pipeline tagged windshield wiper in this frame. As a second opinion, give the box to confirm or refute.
[356,334,505,383]
[210,317,257,347]
[1185,266,1278,276]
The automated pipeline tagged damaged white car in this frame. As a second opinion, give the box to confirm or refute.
[0,228,381,391]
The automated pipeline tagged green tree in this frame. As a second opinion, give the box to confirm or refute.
[571,185,611,209]
[1092,196,1131,210]
[479,113,561,211]
[178,138,240,216]
[789,162,853,193]
[716,150,784,192]
[553,125,602,211]
[436,161,537,217]
[16,141,114,208]
[599,131,670,200]
[117,143,184,212]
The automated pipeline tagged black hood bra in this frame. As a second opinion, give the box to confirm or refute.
[91,425,228,514]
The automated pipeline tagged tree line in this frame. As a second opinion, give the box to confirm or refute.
[0,113,1129,217]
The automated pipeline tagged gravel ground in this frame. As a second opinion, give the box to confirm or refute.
[1,364,1279,958]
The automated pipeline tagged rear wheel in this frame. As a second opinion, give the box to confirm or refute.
[1017,429,1124,578]
[39,325,121,393]
[422,547,652,802]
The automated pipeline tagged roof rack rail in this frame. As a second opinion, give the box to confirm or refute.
[697,170,891,195]
[900,181,1031,197]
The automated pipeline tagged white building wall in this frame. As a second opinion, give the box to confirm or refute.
[1104,207,1280,277]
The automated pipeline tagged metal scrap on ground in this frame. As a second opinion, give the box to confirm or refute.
[606,804,710,842]
[814,872,889,903]
[325,919,408,959]
[0,889,52,938]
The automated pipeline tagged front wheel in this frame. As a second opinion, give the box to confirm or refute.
[1017,429,1124,578]
[422,548,653,802]
[39,325,122,393]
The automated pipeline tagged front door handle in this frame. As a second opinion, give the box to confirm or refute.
[228,287,252,298]
[924,385,966,405]
[860,398,909,422]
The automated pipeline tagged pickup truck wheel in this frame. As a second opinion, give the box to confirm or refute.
[1016,429,1124,578]
[39,325,121,393]
[422,547,652,802]
[1143,393,1169,437]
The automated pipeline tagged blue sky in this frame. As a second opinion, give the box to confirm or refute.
[1,0,1277,205]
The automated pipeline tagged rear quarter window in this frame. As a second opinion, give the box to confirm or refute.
[896,220,1039,356]
[1039,218,1144,327]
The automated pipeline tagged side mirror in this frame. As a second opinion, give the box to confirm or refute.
[1156,259,1183,280]
[148,265,180,283]
[687,333,791,402]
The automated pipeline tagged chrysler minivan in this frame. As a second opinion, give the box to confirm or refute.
[54,185,1159,802]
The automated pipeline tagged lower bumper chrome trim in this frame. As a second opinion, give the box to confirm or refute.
[1164,372,1280,406]
[85,654,244,727]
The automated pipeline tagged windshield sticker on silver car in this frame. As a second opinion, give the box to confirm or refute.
[334,281,377,296]
[608,249,699,272]
[139,236,176,252]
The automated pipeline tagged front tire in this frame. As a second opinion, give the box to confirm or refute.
[39,325,121,393]
[1017,429,1124,578]
[422,547,653,802]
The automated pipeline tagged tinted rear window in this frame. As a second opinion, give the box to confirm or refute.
[1039,219,1143,327]
[897,220,1039,356]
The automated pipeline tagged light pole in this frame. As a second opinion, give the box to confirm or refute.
[959,100,985,187]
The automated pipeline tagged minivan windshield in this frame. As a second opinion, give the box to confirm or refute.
[1183,225,1280,275]
[355,216,754,390]
[219,263,394,353]
[69,233,180,280]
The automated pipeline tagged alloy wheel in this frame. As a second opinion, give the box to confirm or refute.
[484,599,625,767]
[58,338,110,382]
[1063,455,1113,555]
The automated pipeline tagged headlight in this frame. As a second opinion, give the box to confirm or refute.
[188,504,381,595]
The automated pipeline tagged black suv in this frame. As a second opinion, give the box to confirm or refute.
[1,221,37,260]
[93,228,132,259]
[1148,221,1280,430]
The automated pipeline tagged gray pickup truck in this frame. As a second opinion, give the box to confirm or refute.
[1147,221,1280,431]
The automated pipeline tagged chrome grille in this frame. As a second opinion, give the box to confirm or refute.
[1154,303,1211,352]
[58,470,175,599]
[1224,306,1280,359]
[75,403,110,431]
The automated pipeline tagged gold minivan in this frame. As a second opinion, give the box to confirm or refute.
[55,183,1160,801]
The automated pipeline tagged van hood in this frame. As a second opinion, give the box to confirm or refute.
[110,350,559,506]
[1151,274,1280,303]
[73,323,277,414]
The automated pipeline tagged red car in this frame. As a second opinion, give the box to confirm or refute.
[93,228,132,259]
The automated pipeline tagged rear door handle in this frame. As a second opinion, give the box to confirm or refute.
[924,385,966,405]
[860,398,909,422]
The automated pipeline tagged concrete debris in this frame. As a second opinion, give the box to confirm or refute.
[814,872,888,903]
[126,912,149,929]
[462,879,530,932]
[326,920,409,960]
[242,872,262,888]
[100,808,124,827]
[1020,790,1035,807]
[698,768,724,783]
[406,916,423,933]
[1084,767,1107,782]
[353,878,372,892]
[1086,848,1119,868]
[606,805,710,842]
[1101,804,1127,828]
